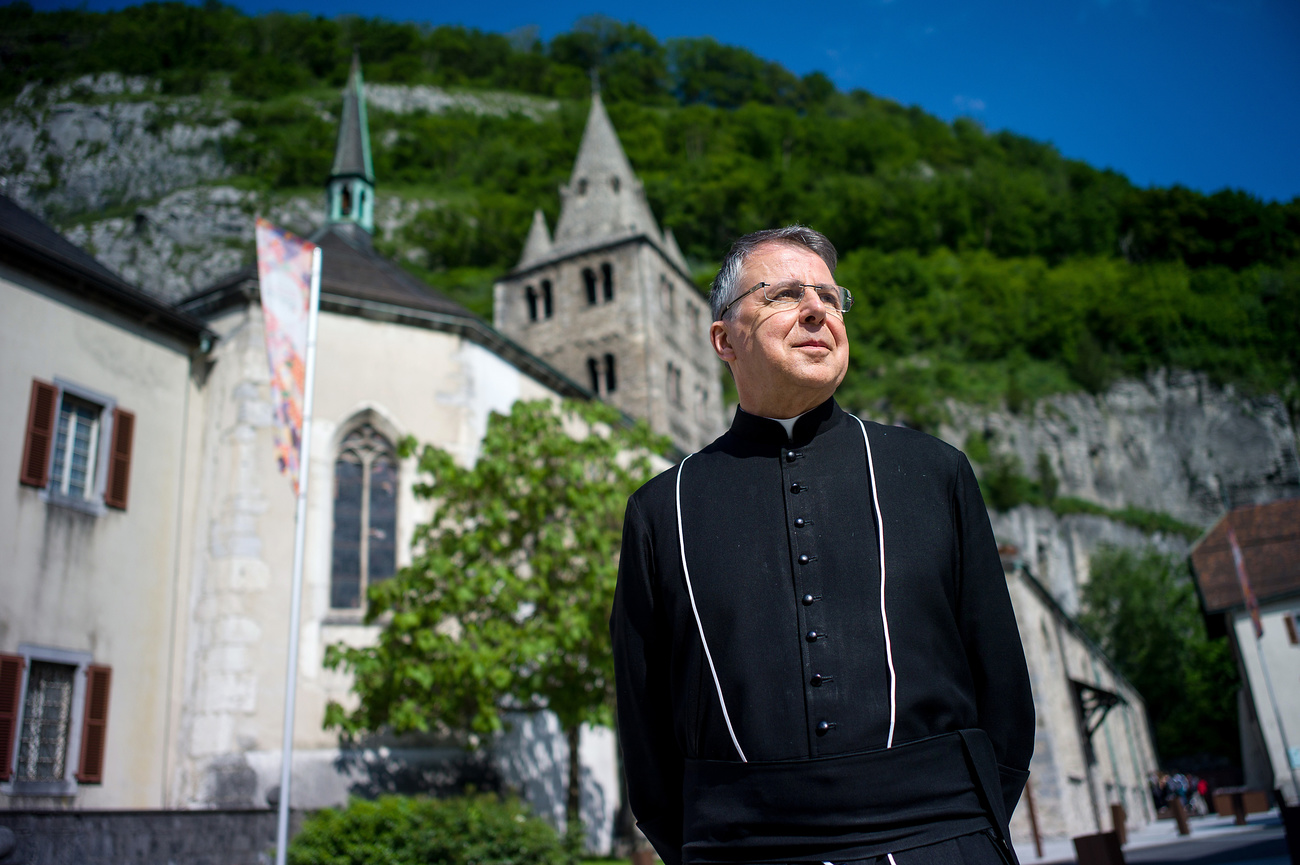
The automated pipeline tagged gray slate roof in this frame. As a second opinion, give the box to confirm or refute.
[0,192,212,344]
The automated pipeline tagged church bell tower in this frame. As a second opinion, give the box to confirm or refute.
[493,92,725,453]
[326,53,375,238]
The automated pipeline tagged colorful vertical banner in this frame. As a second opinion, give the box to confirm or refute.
[255,218,318,494]
[1227,526,1263,639]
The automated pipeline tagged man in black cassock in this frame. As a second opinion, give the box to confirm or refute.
[611,226,1034,865]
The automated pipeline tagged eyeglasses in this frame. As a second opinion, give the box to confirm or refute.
[719,281,854,318]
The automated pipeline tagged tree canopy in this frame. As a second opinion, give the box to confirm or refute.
[1076,545,1240,766]
[323,399,669,838]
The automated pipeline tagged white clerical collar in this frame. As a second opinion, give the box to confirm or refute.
[758,410,811,441]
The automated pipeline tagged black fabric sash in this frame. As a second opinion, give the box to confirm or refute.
[680,729,1019,865]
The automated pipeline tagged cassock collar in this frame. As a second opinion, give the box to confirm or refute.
[729,397,843,448]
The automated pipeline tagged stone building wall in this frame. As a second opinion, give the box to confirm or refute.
[1006,563,1158,844]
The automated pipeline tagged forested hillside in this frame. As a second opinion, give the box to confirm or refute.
[3,0,1298,424]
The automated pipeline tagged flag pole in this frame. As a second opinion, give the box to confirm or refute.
[275,245,322,865]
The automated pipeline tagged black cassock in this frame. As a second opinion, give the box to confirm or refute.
[611,398,1034,865]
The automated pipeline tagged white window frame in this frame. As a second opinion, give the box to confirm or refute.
[3,644,93,797]
[40,378,117,516]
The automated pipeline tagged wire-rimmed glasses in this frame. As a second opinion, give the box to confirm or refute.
[719,281,854,318]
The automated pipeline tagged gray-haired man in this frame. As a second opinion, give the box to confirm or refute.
[611,226,1034,865]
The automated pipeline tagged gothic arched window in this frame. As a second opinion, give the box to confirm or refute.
[542,279,554,318]
[601,263,614,302]
[587,357,601,394]
[583,268,598,306]
[331,423,398,609]
[340,185,353,216]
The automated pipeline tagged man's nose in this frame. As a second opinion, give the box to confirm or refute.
[800,287,828,323]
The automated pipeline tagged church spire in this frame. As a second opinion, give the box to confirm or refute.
[327,52,375,236]
[552,92,661,249]
[517,209,553,267]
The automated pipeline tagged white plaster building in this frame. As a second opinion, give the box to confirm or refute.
[1001,552,1160,847]
[0,192,212,809]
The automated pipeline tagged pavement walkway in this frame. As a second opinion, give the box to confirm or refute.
[1013,809,1288,864]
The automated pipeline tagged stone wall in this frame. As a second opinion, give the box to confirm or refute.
[0,809,301,865]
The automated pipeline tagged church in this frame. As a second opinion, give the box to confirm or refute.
[0,58,1157,857]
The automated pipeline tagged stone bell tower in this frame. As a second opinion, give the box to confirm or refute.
[493,93,724,453]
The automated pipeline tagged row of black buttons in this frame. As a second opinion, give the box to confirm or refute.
[784,448,833,739]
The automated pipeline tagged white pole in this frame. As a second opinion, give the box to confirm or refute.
[275,246,322,865]
[1254,635,1300,805]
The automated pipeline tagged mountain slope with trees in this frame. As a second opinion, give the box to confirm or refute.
[4,1,1296,425]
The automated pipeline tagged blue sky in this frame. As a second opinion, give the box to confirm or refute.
[31,0,1300,202]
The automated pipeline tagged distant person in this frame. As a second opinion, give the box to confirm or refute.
[612,226,1036,865]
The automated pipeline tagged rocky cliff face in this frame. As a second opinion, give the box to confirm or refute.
[936,371,1300,611]
[0,74,237,221]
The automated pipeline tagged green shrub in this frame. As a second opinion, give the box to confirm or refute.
[287,793,567,865]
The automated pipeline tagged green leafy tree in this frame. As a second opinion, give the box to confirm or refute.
[1077,545,1240,764]
[324,399,669,848]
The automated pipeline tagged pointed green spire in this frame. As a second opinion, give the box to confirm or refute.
[327,51,375,235]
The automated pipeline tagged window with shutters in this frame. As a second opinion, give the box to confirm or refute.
[18,662,76,784]
[18,378,134,514]
[330,423,399,610]
[0,647,105,795]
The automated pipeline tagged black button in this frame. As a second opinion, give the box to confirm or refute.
[805,630,818,642]
[785,449,797,463]
[811,673,824,686]
[816,720,831,735]
[789,483,801,494]
[794,517,805,528]
[798,554,810,565]
[802,593,815,606]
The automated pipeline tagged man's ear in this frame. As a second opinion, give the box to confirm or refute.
[710,320,736,363]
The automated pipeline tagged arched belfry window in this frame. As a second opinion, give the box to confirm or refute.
[601,263,614,301]
[583,268,598,306]
[331,423,398,609]
[340,185,353,216]
[525,285,539,322]
[604,353,617,393]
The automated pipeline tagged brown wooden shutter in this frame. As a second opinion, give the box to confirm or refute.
[20,380,58,488]
[103,409,134,510]
[1286,612,1299,646]
[0,654,25,782]
[75,665,111,783]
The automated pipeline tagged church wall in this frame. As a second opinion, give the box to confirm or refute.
[1005,566,1158,846]
[173,301,620,846]
[0,266,202,810]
